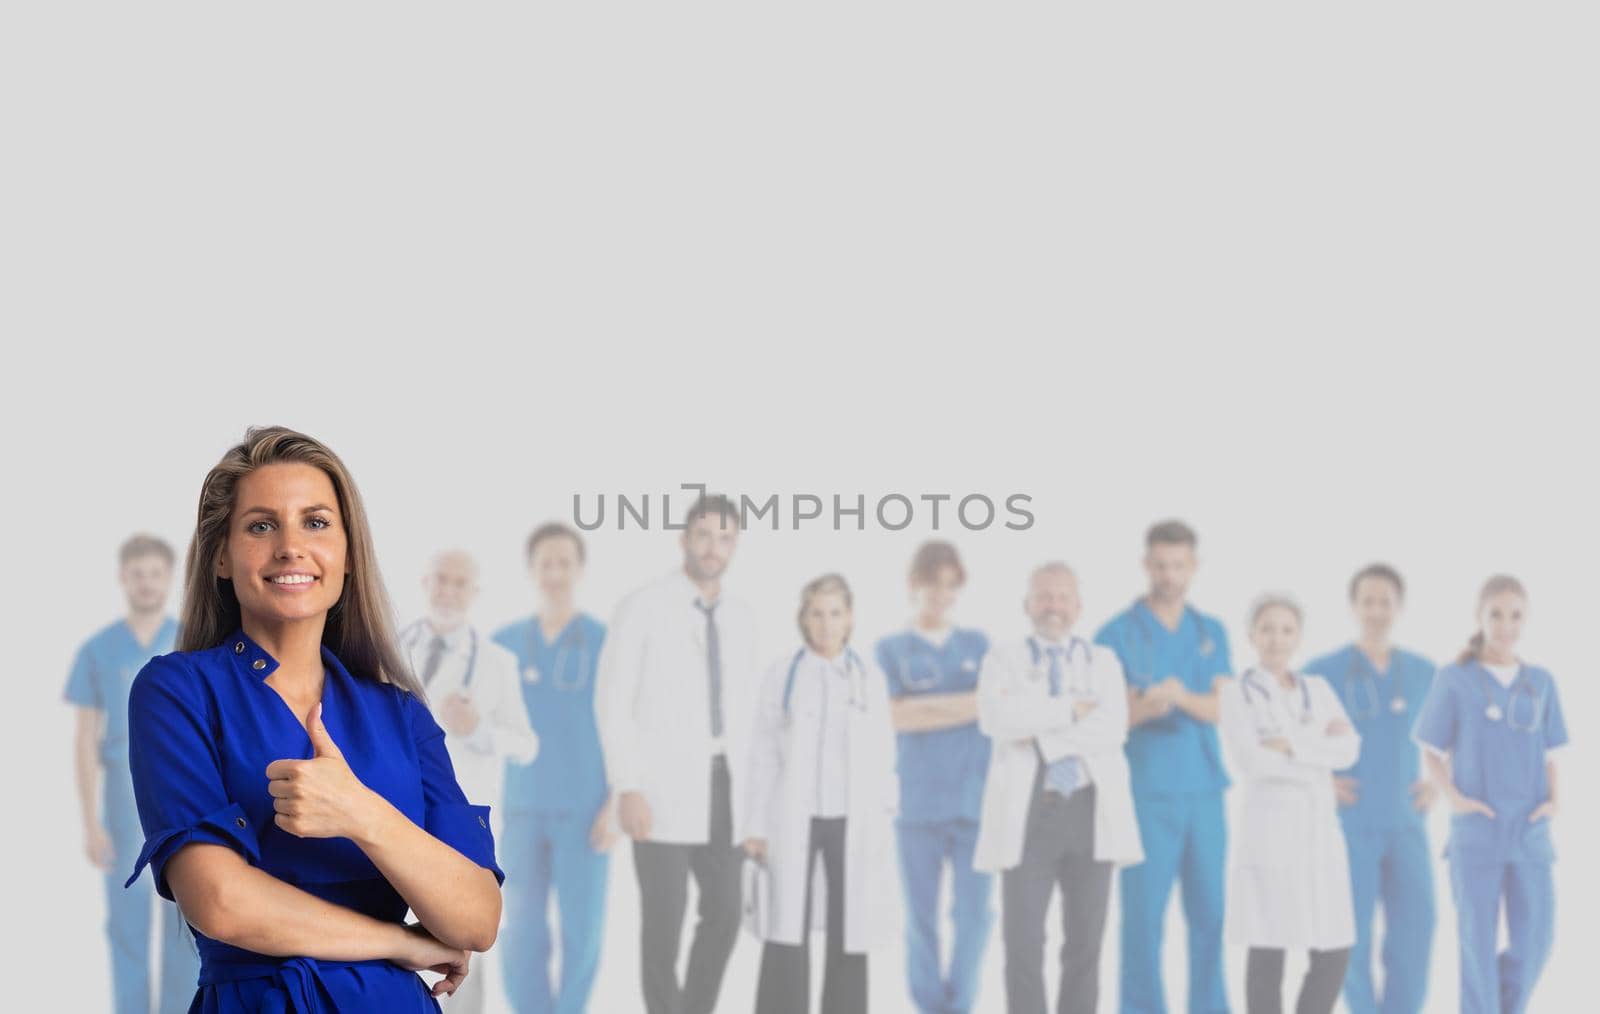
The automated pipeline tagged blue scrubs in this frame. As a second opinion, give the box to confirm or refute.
[1304,645,1436,1014]
[123,629,503,1012]
[492,614,610,1014]
[1095,601,1232,1014]
[1414,660,1567,1014]
[65,617,198,1014]
[876,628,993,1014]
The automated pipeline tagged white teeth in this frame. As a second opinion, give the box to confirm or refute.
[270,574,315,585]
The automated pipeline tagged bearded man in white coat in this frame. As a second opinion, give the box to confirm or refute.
[974,562,1144,1014]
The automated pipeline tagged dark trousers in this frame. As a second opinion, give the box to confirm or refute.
[1001,776,1112,1014]
[1245,947,1351,1014]
[755,816,869,1014]
[632,756,743,1014]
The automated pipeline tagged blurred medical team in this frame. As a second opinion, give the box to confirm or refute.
[71,502,1569,1013]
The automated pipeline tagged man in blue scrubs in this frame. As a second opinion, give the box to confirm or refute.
[1304,564,1436,1014]
[493,522,613,1014]
[1095,520,1232,1014]
[66,534,198,1014]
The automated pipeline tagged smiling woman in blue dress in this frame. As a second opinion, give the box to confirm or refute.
[123,426,505,1012]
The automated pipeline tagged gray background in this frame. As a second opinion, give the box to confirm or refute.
[3,4,1594,1011]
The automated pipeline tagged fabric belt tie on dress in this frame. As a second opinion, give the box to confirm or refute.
[200,955,370,1012]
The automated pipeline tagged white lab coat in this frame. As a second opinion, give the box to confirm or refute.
[596,570,759,845]
[974,636,1144,872]
[1219,670,1360,950]
[402,623,539,826]
[743,646,899,953]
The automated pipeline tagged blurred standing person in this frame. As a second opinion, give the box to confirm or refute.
[974,562,1143,1014]
[493,523,613,1014]
[873,541,994,1014]
[66,533,199,1014]
[401,549,539,1013]
[744,574,899,1014]
[1219,595,1359,1014]
[1094,520,1234,1014]
[596,494,757,1014]
[1303,564,1436,1014]
[1415,575,1567,1014]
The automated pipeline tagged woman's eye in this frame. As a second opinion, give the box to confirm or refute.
[307,516,330,530]
[247,520,273,534]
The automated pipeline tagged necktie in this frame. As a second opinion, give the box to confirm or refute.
[1042,644,1084,796]
[419,635,447,688]
[695,599,725,739]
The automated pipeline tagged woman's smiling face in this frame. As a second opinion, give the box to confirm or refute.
[218,462,349,627]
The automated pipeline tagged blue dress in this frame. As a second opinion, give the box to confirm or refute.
[124,628,505,1012]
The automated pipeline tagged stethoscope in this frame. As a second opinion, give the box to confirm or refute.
[1129,600,1215,688]
[885,629,979,692]
[523,618,593,690]
[401,620,479,690]
[1474,661,1542,731]
[1343,649,1408,720]
[1240,667,1313,733]
[782,646,869,720]
[1026,635,1094,697]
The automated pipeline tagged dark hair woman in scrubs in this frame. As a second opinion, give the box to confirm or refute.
[123,425,505,1012]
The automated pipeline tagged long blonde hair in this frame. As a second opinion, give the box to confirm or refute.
[177,426,422,698]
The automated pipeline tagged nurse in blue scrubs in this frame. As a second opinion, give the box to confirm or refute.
[124,426,504,1011]
[492,521,613,1014]
[1094,520,1232,1014]
[873,541,993,1014]
[1415,574,1567,1014]
[67,534,199,1014]
[1303,564,1436,1014]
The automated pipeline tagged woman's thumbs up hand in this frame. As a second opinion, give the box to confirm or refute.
[266,703,377,839]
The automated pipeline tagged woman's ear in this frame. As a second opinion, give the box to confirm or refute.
[215,551,230,580]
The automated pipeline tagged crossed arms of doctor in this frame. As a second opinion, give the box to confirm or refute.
[1220,687,1360,782]
[976,652,1129,757]
[1129,675,1224,726]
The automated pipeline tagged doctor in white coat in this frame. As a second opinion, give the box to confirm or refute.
[974,561,1143,1014]
[401,549,540,824]
[1219,593,1360,1014]
[400,549,540,1014]
[596,494,758,1014]
[743,573,899,1014]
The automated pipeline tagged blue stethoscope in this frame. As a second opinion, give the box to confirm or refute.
[1240,667,1313,731]
[524,618,593,691]
[401,620,479,690]
[1474,662,1542,731]
[1129,600,1215,688]
[1026,635,1093,697]
[782,646,869,720]
[1343,649,1409,720]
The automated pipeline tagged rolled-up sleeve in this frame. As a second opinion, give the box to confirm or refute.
[125,655,261,901]
[408,693,505,885]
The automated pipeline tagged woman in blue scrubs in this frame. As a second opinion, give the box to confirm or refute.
[873,541,993,1014]
[1303,564,1436,1014]
[124,426,505,1011]
[1414,575,1567,1014]
[492,522,613,1014]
